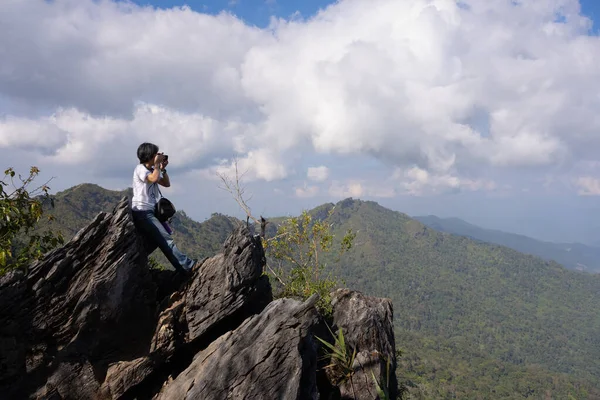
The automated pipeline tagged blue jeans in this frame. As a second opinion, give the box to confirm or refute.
[132,209,195,272]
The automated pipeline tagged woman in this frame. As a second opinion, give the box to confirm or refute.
[131,142,197,274]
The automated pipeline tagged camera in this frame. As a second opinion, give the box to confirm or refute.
[164,154,168,161]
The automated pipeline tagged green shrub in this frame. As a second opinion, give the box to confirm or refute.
[263,209,355,316]
[0,167,64,274]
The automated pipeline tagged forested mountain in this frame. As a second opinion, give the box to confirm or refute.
[415,214,600,274]
[38,184,237,264]
[34,185,600,398]
[40,183,132,239]
[311,199,600,398]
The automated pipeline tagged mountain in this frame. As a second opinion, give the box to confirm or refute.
[308,199,600,398]
[415,215,600,273]
[32,186,600,398]
[39,183,239,266]
[39,183,132,238]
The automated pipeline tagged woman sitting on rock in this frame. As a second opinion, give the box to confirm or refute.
[131,142,198,274]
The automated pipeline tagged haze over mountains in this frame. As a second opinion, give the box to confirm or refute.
[35,183,600,398]
[415,215,600,274]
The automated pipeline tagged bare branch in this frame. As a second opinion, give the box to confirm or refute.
[266,264,287,287]
[216,157,259,225]
[263,231,290,243]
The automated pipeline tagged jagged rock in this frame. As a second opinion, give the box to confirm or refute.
[0,198,157,399]
[0,195,399,400]
[330,289,398,400]
[0,198,273,399]
[185,229,271,341]
[0,269,28,386]
[154,295,320,400]
[100,225,273,399]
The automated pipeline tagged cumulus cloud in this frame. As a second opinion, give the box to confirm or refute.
[0,104,246,173]
[328,180,396,199]
[212,149,288,182]
[0,115,68,154]
[395,166,496,195]
[295,184,320,198]
[0,0,264,118]
[1,0,600,195]
[307,166,330,182]
[575,177,600,196]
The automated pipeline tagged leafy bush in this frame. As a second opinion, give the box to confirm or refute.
[0,167,64,274]
[217,159,355,315]
[263,209,355,316]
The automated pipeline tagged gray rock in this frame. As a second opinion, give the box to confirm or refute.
[329,289,399,400]
[0,196,399,400]
[99,225,273,399]
[154,295,320,400]
[185,228,272,341]
[0,269,27,386]
[0,198,273,399]
[0,198,156,399]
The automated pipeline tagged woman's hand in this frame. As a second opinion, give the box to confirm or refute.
[154,153,165,166]
[161,158,169,170]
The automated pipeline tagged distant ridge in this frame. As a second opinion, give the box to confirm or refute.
[415,214,600,273]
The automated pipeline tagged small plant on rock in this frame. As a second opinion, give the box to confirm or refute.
[264,209,355,315]
[217,159,355,315]
[315,325,357,390]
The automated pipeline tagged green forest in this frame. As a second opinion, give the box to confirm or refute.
[27,184,600,399]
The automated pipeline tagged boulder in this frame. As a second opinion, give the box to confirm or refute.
[329,289,398,400]
[155,295,320,400]
[0,198,156,399]
[100,220,272,399]
[0,198,272,399]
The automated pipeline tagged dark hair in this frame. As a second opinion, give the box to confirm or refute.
[137,142,159,163]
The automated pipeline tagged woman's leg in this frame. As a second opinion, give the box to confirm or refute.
[132,211,195,272]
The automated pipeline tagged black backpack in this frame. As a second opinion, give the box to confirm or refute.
[155,186,176,222]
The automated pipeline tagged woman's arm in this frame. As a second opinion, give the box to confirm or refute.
[158,169,171,187]
[146,155,164,184]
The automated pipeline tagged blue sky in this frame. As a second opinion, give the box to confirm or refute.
[134,0,600,31]
[3,0,600,244]
[131,0,337,27]
[581,0,600,32]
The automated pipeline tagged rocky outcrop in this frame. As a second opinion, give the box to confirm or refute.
[155,295,320,400]
[0,197,399,400]
[98,211,272,399]
[1,199,158,399]
[330,289,399,400]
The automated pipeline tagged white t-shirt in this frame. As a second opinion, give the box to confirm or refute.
[132,164,163,211]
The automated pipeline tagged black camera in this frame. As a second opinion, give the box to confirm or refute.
[164,154,168,161]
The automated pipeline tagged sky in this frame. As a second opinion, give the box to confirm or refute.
[2,0,600,244]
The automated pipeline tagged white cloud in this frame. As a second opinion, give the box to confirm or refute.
[0,0,600,196]
[212,149,287,182]
[307,166,329,182]
[0,104,245,171]
[0,0,264,118]
[396,166,496,196]
[575,177,600,196]
[0,115,68,153]
[329,181,364,198]
[295,184,320,198]
[328,180,396,199]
